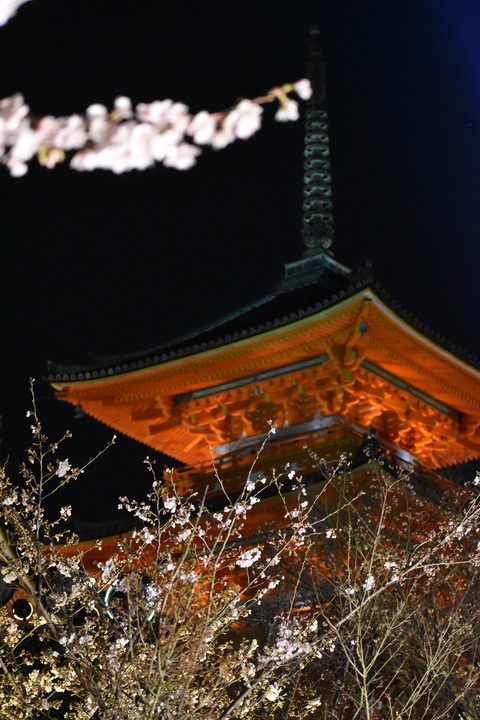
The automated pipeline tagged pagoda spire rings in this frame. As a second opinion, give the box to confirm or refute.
[302,25,334,256]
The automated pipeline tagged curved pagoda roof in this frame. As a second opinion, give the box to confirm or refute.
[48,266,480,471]
[46,26,480,472]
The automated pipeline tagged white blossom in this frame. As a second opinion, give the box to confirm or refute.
[189,110,216,144]
[114,96,133,119]
[141,527,155,544]
[99,557,116,584]
[236,547,262,568]
[78,634,93,646]
[275,98,299,122]
[264,684,281,701]
[305,697,322,711]
[163,496,177,513]
[363,573,375,591]
[2,492,16,506]
[113,636,129,650]
[59,633,75,646]
[56,459,71,477]
[260,622,312,664]
[294,78,313,100]
[224,99,263,140]
[176,528,192,542]
[0,0,30,26]
[163,141,200,170]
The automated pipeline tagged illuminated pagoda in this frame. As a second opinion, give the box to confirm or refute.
[47,27,480,522]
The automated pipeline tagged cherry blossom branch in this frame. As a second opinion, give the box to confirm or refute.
[0,0,30,26]
[0,79,312,177]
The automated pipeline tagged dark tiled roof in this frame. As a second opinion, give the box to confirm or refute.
[46,264,480,383]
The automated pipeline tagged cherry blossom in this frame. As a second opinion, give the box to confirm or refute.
[236,546,262,568]
[0,0,30,26]
[275,98,300,122]
[55,459,71,478]
[264,684,281,701]
[294,78,313,100]
[0,80,312,176]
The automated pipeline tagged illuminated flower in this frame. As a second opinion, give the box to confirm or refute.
[163,142,200,170]
[236,547,262,568]
[114,96,133,120]
[163,496,177,513]
[0,0,30,26]
[265,684,281,702]
[224,99,263,140]
[363,573,375,591]
[56,459,71,478]
[189,111,216,145]
[275,98,299,122]
[294,78,312,100]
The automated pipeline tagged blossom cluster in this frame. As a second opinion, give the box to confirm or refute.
[0,80,311,176]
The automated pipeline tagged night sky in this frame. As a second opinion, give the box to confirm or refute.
[2,0,480,522]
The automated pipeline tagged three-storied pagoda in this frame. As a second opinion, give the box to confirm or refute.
[47,28,480,508]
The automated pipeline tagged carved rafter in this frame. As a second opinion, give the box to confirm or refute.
[57,297,480,468]
[147,350,475,467]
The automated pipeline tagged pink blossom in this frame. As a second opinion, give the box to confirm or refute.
[163,142,200,170]
[52,115,87,150]
[224,99,263,140]
[0,0,30,27]
[294,78,312,100]
[33,116,60,142]
[114,96,133,120]
[236,547,262,568]
[88,115,110,144]
[10,125,38,160]
[150,128,183,162]
[211,127,235,150]
[275,99,299,122]
[6,157,27,176]
[136,100,173,125]
[86,103,108,120]
[164,102,190,134]
[189,111,216,145]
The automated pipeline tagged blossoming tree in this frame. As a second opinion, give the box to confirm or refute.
[0,386,478,719]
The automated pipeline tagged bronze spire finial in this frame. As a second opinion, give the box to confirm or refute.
[279,23,350,291]
[302,24,334,256]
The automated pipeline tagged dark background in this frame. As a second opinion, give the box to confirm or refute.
[1,0,479,523]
